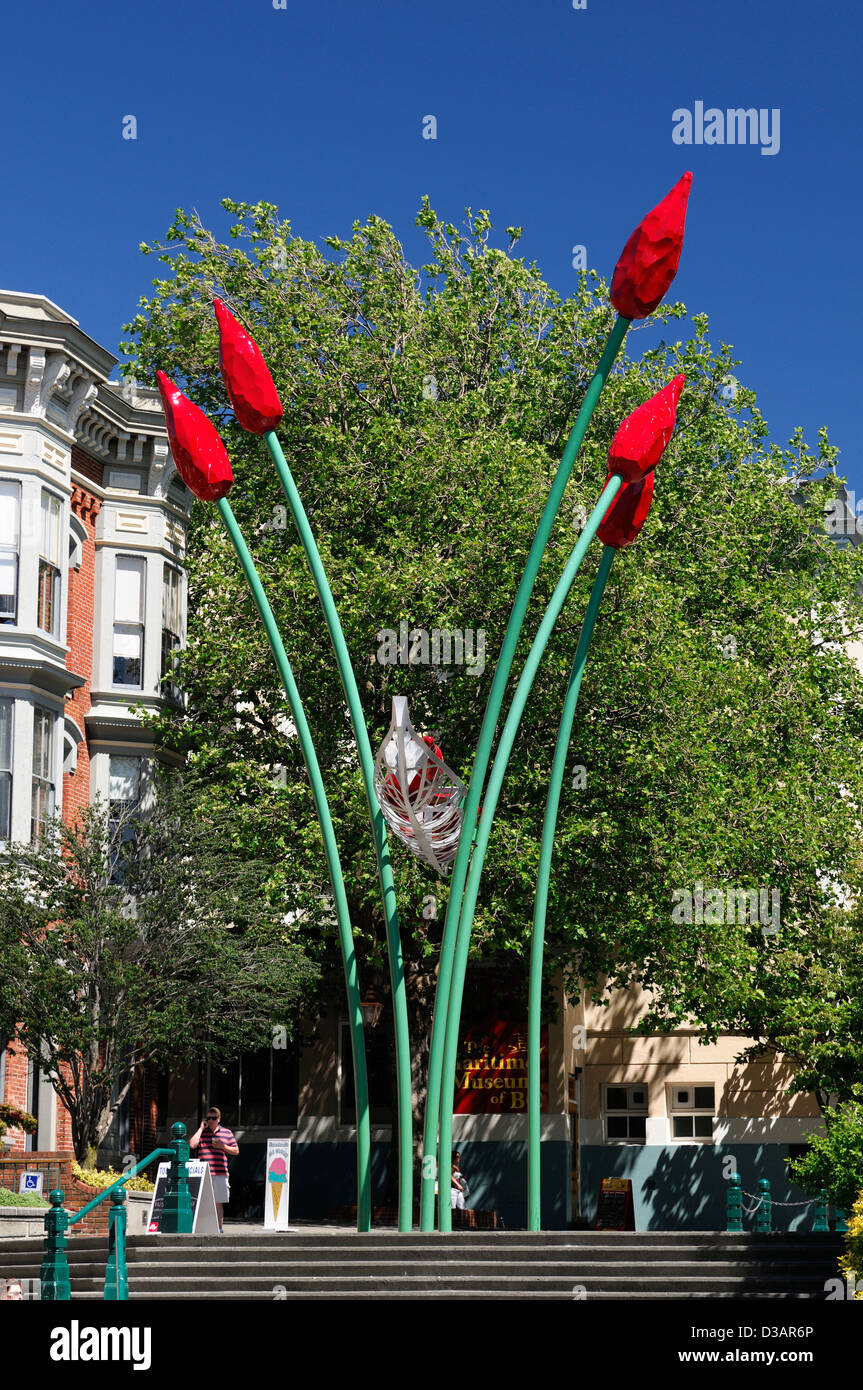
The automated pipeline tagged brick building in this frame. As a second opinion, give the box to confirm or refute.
[0,290,189,1161]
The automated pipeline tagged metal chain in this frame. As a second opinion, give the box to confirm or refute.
[740,1189,818,1208]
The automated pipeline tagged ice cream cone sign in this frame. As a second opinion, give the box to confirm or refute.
[265,1141,292,1229]
[269,1157,287,1221]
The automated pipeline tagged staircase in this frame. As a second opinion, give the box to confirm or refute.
[1,1228,845,1299]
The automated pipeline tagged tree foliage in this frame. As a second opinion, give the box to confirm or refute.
[121,197,863,1119]
[0,781,317,1161]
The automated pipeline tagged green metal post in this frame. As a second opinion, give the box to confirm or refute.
[528,545,615,1230]
[420,314,631,1230]
[264,431,413,1231]
[216,495,372,1231]
[755,1178,772,1233]
[813,1189,829,1231]
[40,1189,71,1301]
[834,1206,848,1234]
[161,1121,194,1234]
[438,476,622,1230]
[104,1187,129,1300]
[726,1174,743,1232]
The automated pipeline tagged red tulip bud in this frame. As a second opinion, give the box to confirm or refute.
[156,372,234,502]
[598,471,655,549]
[610,173,692,320]
[214,297,283,434]
[607,375,685,484]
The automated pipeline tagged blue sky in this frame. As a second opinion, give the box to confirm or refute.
[3,0,859,486]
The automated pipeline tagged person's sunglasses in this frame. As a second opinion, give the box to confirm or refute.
[206,1115,218,1121]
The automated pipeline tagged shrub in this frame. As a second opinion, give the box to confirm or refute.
[839,1190,863,1299]
[0,1104,37,1141]
[0,1185,49,1208]
[71,1162,155,1194]
[787,1103,863,1212]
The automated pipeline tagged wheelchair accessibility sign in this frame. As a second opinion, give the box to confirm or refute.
[18,1171,44,1195]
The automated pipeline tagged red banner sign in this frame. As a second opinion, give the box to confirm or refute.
[454,1018,548,1114]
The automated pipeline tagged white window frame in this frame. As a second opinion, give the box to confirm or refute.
[113,555,146,689]
[161,563,182,701]
[603,1084,648,1145]
[0,698,12,842]
[37,489,63,637]
[31,707,55,841]
[0,478,21,625]
[668,1084,716,1143]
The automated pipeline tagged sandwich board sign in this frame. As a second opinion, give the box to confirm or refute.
[146,1160,219,1234]
[594,1177,635,1231]
[264,1138,292,1230]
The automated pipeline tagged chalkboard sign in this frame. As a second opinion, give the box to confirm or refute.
[594,1177,635,1230]
[146,1160,219,1235]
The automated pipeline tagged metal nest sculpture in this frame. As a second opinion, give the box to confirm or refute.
[374,696,466,876]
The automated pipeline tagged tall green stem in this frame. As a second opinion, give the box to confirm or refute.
[264,431,413,1232]
[528,544,614,1230]
[437,475,621,1230]
[420,314,629,1230]
[216,495,372,1232]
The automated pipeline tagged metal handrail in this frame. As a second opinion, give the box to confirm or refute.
[68,1146,173,1226]
[40,1121,194,1300]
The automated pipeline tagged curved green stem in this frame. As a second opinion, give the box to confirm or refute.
[437,474,621,1230]
[217,496,372,1232]
[421,314,630,1230]
[528,544,615,1230]
[264,432,413,1231]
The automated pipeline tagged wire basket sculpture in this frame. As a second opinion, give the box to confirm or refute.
[374,696,466,876]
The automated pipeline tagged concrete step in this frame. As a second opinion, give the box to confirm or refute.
[0,1229,842,1300]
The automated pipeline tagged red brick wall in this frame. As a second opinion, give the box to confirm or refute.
[62,480,101,824]
[1,1044,29,1154]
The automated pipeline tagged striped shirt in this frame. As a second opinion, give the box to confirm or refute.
[196,1125,236,1177]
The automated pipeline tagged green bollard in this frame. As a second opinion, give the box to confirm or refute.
[161,1122,194,1234]
[726,1174,743,1232]
[834,1206,848,1234]
[813,1188,829,1231]
[755,1178,772,1233]
[104,1187,129,1300]
[40,1190,71,1301]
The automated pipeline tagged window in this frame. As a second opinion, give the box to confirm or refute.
[161,565,182,701]
[113,557,145,688]
[38,491,62,636]
[603,1084,647,1143]
[31,708,55,840]
[204,1046,299,1129]
[108,756,141,881]
[0,699,12,840]
[339,1021,393,1125]
[0,479,20,623]
[669,1085,715,1141]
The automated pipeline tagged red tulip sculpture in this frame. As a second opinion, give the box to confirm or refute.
[214,297,283,435]
[156,372,234,502]
[611,173,692,320]
[598,470,655,549]
[606,374,685,485]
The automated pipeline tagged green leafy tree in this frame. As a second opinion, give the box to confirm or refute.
[789,1102,863,1213]
[0,778,317,1162]
[121,198,863,1161]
